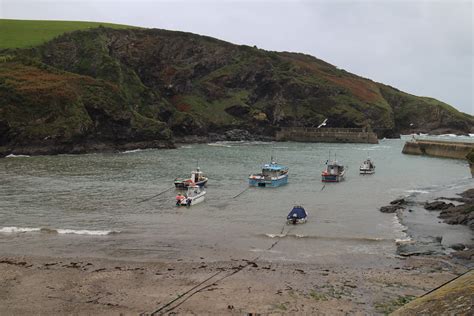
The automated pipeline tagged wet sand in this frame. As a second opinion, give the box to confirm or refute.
[0,254,469,315]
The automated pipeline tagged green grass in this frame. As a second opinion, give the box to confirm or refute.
[0,19,137,49]
[375,295,416,315]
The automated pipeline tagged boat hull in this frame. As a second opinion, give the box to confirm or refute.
[287,218,307,225]
[174,178,208,189]
[176,193,206,206]
[248,175,288,187]
[321,174,345,182]
[359,168,375,175]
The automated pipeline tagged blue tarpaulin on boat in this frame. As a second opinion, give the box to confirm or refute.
[287,206,307,219]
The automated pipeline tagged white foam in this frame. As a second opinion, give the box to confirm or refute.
[56,229,118,236]
[0,226,118,236]
[121,149,143,153]
[395,238,413,244]
[438,134,457,137]
[0,226,41,233]
[265,233,285,238]
[405,189,430,194]
[6,154,30,158]
[207,142,232,148]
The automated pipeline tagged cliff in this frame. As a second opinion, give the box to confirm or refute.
[1,21,473,156]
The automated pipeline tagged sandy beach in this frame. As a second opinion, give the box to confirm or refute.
[1,252,469,315]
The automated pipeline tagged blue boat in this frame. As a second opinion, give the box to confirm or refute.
[248,160,289,187]
[287,205,308,224]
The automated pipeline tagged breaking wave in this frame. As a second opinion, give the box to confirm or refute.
[207,141,273,148]
[5,154,30,158]
[0,227,41,233]
[121,149,143,154]
[0,226,119,236]
[262,233,387,242]
[404,189,430,194]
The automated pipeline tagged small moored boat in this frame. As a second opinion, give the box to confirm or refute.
[175,185,206,207]
[174,167,208,188]
[249,159,289,187]
[359,157,375,174]
[321,159,345,182]
[287,205,308,224]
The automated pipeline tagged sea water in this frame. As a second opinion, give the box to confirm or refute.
[0,139,472,263]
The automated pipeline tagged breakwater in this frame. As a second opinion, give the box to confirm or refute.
[402,139,474,160]
[275,127,378,144]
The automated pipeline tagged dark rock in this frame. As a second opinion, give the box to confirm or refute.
[459,188,474,200]
[450,243,465,251]
[390,198,406,205]
[380,205,404,213]
[451,249,474,260]
[225,104,251,117]
[424,201,454,211]
[224,129,253,141]
[397,236,443,257]
[439,204,474,227]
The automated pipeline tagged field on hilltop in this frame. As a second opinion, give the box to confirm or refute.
[0,19,136,49]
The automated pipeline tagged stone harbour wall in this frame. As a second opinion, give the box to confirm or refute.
[402,140,474,160]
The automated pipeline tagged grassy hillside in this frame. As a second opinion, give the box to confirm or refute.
[0,19,136,49]
[0,20,472,155]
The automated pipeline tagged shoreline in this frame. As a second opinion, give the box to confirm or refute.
[0,252,469,315]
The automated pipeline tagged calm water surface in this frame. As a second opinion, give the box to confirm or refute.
[0,139,471,263]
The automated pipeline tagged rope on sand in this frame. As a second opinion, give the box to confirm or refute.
[148,223,294,315]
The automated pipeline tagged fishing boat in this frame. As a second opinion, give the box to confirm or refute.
[359,157,375,174]
[175,185,206,207]
[286,205,308,224]
[174,167,208,188]
[321,158,345,182]
[248,159,289,187]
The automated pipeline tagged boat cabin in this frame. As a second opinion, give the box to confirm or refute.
[326,162,344,174]
[262,163,288,178]
[186,185,202,198]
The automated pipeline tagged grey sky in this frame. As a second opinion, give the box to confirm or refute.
[2,0,473,114]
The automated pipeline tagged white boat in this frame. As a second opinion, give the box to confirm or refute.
[175,185,206,207]
[359,157,375,174]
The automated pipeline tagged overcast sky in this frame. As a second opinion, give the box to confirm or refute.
[2,0,473,114]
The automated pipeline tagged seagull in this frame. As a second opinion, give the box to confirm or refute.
[317,118,328,128]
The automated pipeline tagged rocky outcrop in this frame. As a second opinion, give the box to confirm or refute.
[380,205,404,213]
[439,204,474,230]
[424,201,455,211]
[425,189,474,231]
